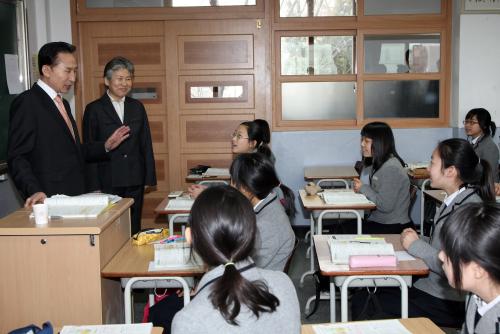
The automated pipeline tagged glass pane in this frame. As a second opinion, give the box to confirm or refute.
[282,82,356,120]
[129,87,158,100]
[364,0,441,15]
[85,0,256,8]
[190,85,243,99]
[280,0,354,17]
[281,36,354,75]
[364,80,439,118]
[364,34,440,74]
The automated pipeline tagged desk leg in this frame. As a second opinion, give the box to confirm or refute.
[330,279,336,323]
[300,213,315,287]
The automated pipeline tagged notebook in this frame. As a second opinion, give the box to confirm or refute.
[328,235,394,264]
[321,190,374,206]
[165,198,194,210]
[44,194,110,218]
[202,168,230,177]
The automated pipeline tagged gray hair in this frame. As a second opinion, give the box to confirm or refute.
[103,56,134,80]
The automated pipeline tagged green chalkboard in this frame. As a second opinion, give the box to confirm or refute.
[0,1,20,174]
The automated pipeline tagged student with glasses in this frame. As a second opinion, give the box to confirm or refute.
[464,108,499,182]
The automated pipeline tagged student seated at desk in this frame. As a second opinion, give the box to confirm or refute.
[188,119,274,199]
[439,202,500,334]
[230,153,296,271]
[464,108,499,182]
[352,138,494,327]
[171,186,300,334]
[352,122,411,234]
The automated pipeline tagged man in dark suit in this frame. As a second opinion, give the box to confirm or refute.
[7,42,130,207]
[83,56,156,235]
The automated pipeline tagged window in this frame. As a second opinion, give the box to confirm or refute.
[274,0,451,129]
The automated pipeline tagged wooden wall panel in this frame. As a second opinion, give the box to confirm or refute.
[179,75,254,110]
[141,191,168,229]
[180,114,253,151]
[178,35,254,70]
[154,153,169,191]
[149,115,168,154]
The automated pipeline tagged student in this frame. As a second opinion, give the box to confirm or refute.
[171,185,300,334]
[188,119,273,198]
[439,202,500,334]
[230,153,295,271]
[352,122,411,234]
[464,108,499,182]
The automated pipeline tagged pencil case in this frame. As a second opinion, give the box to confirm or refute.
[349,255,397,268]
[132,228,169,246]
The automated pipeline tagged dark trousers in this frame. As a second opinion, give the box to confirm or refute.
[363,220,413,234]
[105,185,144,236]
[351,286,465,328]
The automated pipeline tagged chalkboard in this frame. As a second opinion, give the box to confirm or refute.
[0,1,27,174]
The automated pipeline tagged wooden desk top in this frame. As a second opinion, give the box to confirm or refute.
[0,198,134,236]
[154,197,191,215]
[424,189,446,204]
[407,169,430,180]
[314,234,429,277]
[299,190,376,210]
[304,166,359,181]
[101,240,205,278]
[186,174,231,182]
[301,317,444,334]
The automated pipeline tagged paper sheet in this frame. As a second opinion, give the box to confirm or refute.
[5,54,24,94]
[61,323,152,334]
[312,319,411,334]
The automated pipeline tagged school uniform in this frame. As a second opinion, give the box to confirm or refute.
[471,135,499,182]
[463,294,500,334]
[171,259,301,334]
[359,156,411,233]
[352,187,481,327]
[253,192,295,271]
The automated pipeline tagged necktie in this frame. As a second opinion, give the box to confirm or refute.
[54,95,75,140]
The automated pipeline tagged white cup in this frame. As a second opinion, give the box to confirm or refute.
[33,203,49,225]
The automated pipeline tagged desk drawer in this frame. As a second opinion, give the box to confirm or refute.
[99,210,131,268]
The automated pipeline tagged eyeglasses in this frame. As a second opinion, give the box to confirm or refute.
[231,132,249,140]
[463,120,479,125]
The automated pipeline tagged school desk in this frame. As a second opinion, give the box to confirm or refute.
[0,199,133,333]
[314,234,429,323]
[154,197,191,236]
[299,190,376,286]
[301,317,444,334]
[304,165,359,181]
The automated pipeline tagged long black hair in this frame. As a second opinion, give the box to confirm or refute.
[190,185,280,325]
[240,120,273,160]
[465,108,496,137]
[440,202,500,289]
[230,153,296,219]
[360,122,405,173]
[437,138,494,201]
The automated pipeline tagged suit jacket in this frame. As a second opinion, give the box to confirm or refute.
[408,188,482,301]
[463,294,500,334]
[82,93,156,191]
[7,83,106,198]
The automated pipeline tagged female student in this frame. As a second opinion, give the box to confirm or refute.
[352,122,411,233]
[188,119,273,198]
[439,202,500,334]
[230,153,296,271]
[171,186,300,334]
[464,108,499,182]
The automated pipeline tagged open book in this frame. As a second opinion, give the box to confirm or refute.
[165,198,194,210]
[44,194,110,218]
[202,168,230,177]
[328,235,394,264]
[321,190,374,206]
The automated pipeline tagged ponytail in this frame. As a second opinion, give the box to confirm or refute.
[256,143,274,162]
[278,183,296,219]
[476,159,495,202]
[211,264,279,325]
[490,120,497,137]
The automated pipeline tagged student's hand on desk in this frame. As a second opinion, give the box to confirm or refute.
[401,228,419,250]
[495,183,500,196]
[104,125,131,151]
[352,178,362,193]
[24,192,47,208]
[187,184,207,199]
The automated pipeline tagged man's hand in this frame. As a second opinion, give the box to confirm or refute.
[25,192,47,208]
[105,125,131,151]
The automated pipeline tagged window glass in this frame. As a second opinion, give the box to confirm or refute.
[364,34,440,73]
[282,82,356,120]
[281,36,354,75]
[190,85,244,99]
[364,0,440,15]
[364,80,439,118]
[280,0,354,17]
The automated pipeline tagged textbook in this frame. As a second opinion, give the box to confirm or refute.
[61,323,152,334]
[165,197,194,210]
[202,167,230,177]
[44,194,110,218]
[321,190,374,206]
[328,235,395,264]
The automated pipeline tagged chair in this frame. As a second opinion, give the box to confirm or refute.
[124,276,191,324]
[168,213,190,237]
[283,236,299,275]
